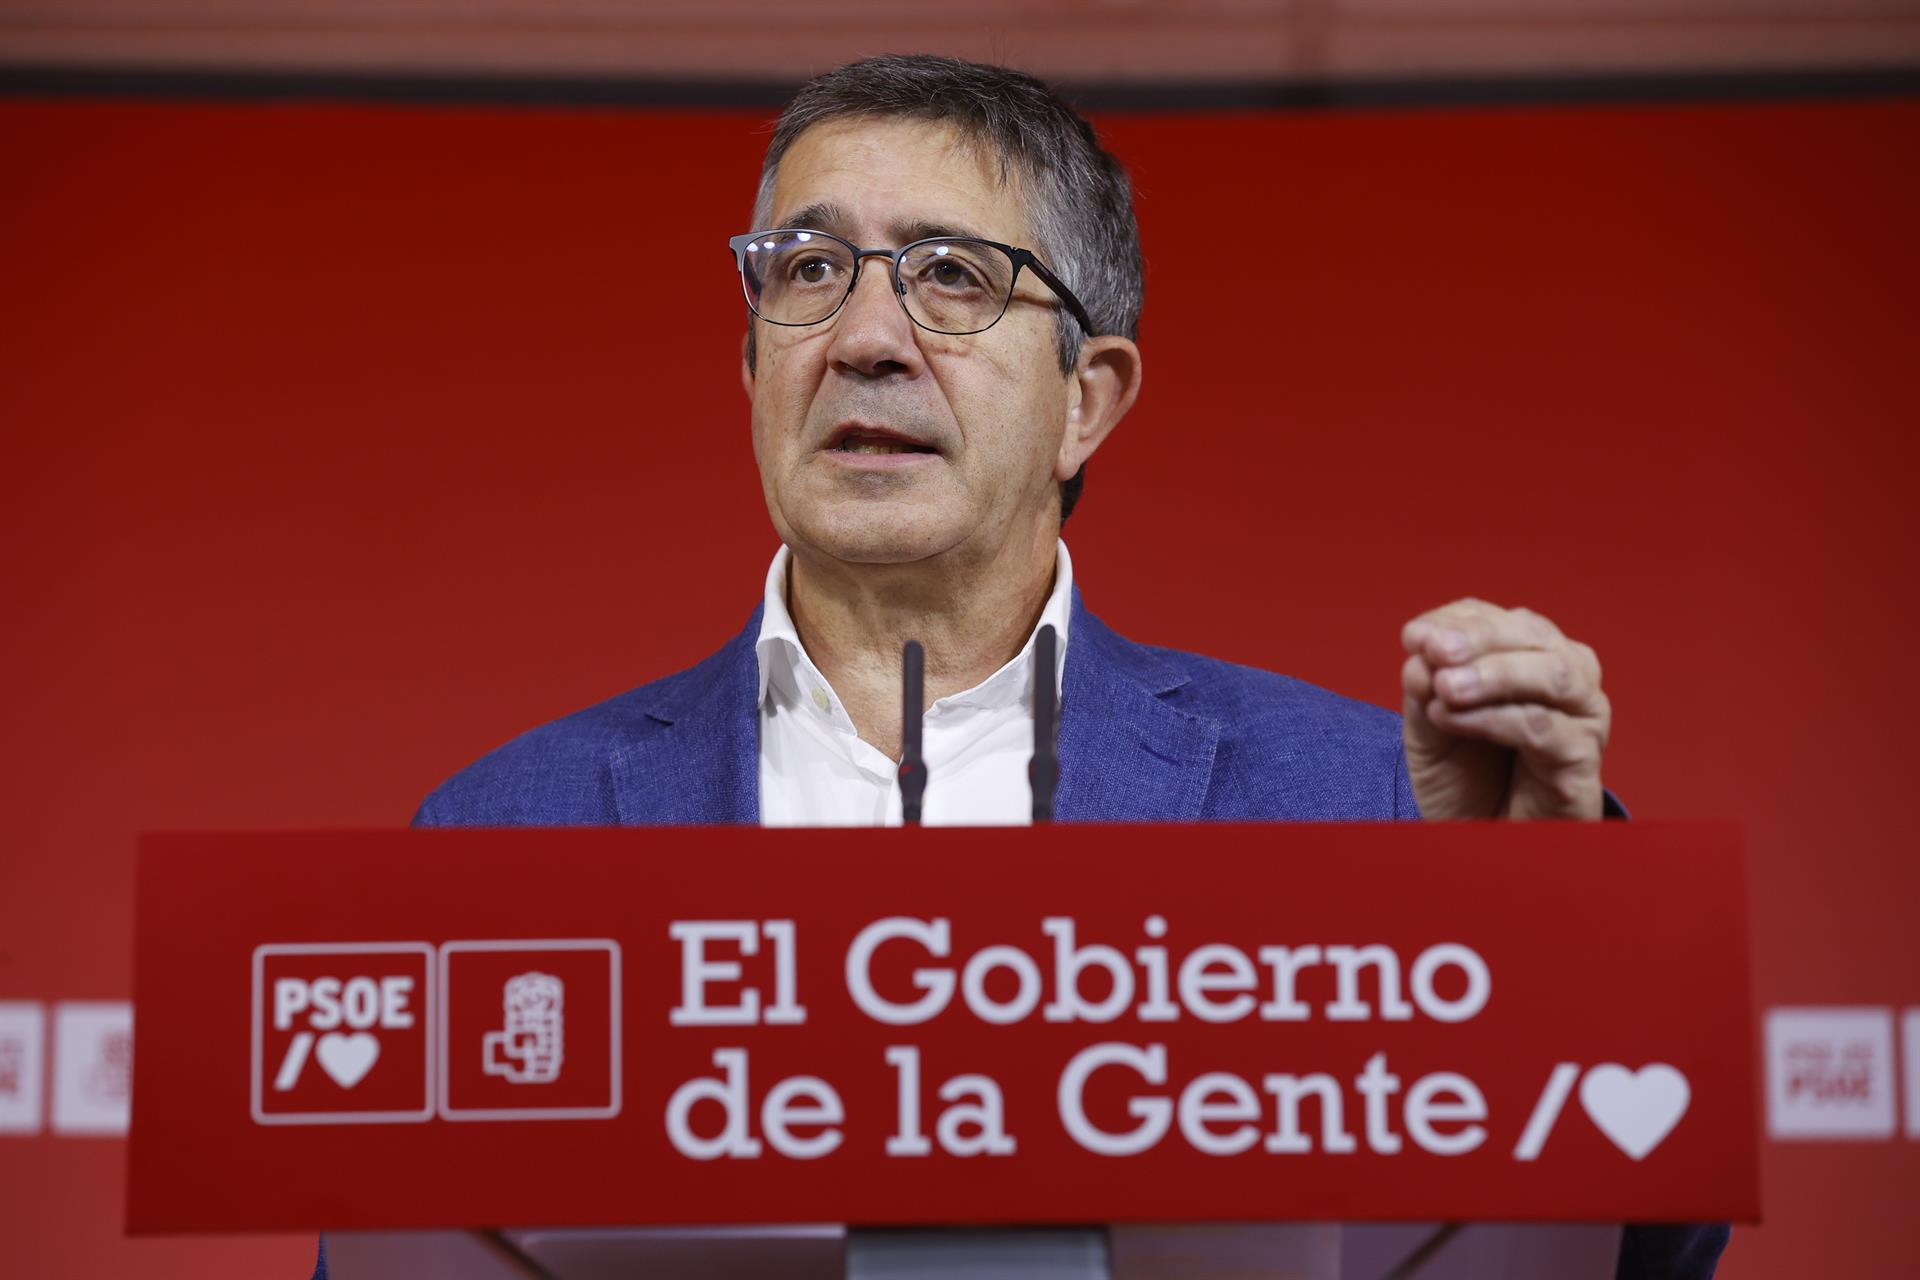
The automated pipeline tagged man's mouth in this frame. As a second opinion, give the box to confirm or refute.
[828,426,939,456]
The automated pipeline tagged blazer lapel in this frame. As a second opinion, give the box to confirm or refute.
[604,592,1222,826]
[607,606,762,826]
[1055,591,1221,822]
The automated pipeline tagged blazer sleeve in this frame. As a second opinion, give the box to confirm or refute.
[1617,1223,1731,1280]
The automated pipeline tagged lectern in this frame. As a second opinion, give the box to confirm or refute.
[129,823,1758,1277]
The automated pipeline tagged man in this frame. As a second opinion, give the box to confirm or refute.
[416,54,1723,1279]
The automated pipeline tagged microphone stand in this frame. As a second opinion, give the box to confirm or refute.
[899,640,928,825]
[1030,624,1060,823]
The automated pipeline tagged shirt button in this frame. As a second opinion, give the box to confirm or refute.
[811,687,831,712]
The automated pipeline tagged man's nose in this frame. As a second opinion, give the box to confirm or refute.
[825,256,923,378]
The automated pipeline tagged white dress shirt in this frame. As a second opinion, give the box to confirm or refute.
[756,541,1072,827]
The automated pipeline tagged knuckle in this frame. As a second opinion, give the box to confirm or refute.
[1549,659,1575,700]
[1576,641,1602,683]
[1550,764,1599,808]
[1512,606,1556,645]
[1523,705,1557,751]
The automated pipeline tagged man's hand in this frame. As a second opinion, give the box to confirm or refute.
[1400,599,1611,820]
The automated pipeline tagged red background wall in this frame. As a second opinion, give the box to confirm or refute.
[2,94,1916,1276]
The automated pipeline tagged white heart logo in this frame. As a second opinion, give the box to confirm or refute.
[315,1032,380,1090]
[1579,1063,1689,1161]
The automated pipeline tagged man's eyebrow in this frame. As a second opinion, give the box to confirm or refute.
[894,218,988,244]
[776,201,849,234]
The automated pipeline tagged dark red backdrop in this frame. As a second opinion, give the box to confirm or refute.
[2,94,1915,1277]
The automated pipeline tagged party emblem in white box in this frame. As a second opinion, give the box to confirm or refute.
[438,939,620,1120]
[252,943,434,1124]
[1765,1006,1895,1139]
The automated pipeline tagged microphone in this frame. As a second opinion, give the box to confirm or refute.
[1030,624,1060,823]
[899,640,928,825]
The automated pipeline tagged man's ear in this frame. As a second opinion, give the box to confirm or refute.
[1056,335,1142,483]
[739,328,755,402]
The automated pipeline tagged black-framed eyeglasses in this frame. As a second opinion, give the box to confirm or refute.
[728,229,1096,338]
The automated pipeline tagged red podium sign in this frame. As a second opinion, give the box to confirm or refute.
[129,823,1758,1232]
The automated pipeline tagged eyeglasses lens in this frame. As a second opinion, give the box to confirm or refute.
[743,232,856,326]
[898,241,1016,335]
[741,234,1018,334]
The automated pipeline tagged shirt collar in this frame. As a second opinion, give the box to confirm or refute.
[755,541,1074,718]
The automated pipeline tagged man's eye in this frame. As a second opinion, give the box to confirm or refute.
[925,260,982,290]
[790,256,840,286]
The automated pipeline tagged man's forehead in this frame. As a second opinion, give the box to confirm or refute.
[775,199,993,248]
[768,117,1030,244]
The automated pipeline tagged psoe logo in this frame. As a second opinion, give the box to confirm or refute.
[252,943,434,1125]
[1765,1006,1895,1140]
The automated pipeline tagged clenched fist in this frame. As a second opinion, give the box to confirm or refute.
[1401,599,1611,820]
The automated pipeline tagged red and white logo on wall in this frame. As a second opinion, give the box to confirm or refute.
[53,1002,132,1136]
[438,939,620,1121]
[0,1002,46,1135]
[1765,1006,1896,1139]
[1904,1010,1920,1141]
[252,943,434,1125]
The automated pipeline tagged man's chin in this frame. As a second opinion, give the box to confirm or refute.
[785,509,960,567]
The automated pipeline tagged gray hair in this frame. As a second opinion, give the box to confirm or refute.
[748,54,1145,518]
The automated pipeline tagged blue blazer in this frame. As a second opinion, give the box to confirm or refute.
[418,589,1416,827]
[403,590,1727,1280]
